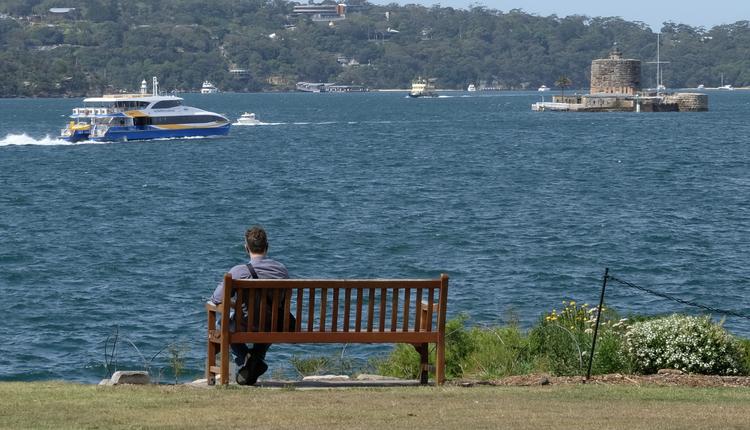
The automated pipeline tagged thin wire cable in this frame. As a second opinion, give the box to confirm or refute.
[607,275,750,321]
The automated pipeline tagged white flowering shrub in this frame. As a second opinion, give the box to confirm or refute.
[625,314,746,375]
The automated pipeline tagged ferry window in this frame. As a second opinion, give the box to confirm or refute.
[152,100,182,109]
[152,115,222,124]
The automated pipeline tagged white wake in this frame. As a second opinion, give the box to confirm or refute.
[0,133,73,147]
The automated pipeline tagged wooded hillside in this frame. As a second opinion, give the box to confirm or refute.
[1,0,749,96]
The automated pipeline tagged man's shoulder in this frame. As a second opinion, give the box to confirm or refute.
[253,257,289,279]
[227,264,251,278]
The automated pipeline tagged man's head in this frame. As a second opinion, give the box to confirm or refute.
[245,226,268,255]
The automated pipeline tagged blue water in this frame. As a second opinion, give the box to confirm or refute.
[1,91,748,383]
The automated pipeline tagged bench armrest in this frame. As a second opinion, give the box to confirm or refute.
[205,301,222,313]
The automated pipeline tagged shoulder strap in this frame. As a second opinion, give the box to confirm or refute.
[245,263,259,279]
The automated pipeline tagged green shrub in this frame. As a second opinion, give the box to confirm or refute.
[625,314,745,375]
[739,339,750,375]
[528,301,630,376]
[444,314,474,377]
[373,344,421,379]
[590,329,632,375]
[528,301,595,376]
[528,321,587,375]
[375,314,531,380]
[461,325,532,378]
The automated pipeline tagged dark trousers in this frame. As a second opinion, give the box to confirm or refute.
[230,342,270,368]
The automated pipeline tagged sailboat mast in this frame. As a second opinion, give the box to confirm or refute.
[656,33,661,94]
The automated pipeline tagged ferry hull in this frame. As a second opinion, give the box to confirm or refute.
[90,124,231,142]
[61,130,91,142]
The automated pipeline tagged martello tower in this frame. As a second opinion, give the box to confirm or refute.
[590,45,641,95]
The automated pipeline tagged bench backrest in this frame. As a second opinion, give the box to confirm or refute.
[217,274,449,344]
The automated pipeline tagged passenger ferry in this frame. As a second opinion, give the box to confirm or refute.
[60,78,230,142]
[408,77,438,98]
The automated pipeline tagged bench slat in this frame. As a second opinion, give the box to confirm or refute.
[379,288,387,332]
[331,288,339,332]
[402,287,411,331]
[296,289,303,331]
[230,331,440,344]
[259,288,268,331]
[426,288,435,332]
[414,288,422,331]
[343,288,351,332]
[271,289,280,332]
[283,289,292,331]
[355,289,363,332]
[307,288,315,332]
[367,288,375,332]
[319,288,328,331]
[391,287,399,332]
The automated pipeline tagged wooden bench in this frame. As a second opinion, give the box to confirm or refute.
[206,274,449,385]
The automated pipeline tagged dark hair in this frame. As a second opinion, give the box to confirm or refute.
[245,226,268,254]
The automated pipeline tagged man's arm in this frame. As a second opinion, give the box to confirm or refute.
[211,265,248,304]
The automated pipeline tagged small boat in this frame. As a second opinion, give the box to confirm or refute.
[60,77,230,142]
[718,73,734,90]
[236,112,261,125]
[409,77,438,98]
[201,81,219,94]
[697,84,705,89]
[467,84,476,92]
[538,85,550,92]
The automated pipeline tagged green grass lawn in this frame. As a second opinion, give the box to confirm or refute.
[1,382,749,429]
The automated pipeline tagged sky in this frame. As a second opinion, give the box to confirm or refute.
[368,0,750,31]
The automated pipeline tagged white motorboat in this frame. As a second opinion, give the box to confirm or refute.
[538,85,550,92]
[236,112,261,125]
[201,81,219,94]
[467,84,476,92]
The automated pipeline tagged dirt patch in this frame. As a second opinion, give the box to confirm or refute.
[454,373,750,388]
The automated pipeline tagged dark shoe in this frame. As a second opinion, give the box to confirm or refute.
[236,355,268,386]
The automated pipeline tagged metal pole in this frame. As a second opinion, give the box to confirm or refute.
[585,268,609,382]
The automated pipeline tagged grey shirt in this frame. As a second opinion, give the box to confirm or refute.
[211,255,289,304]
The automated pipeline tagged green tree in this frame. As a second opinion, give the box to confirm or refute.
[555,75,572,98]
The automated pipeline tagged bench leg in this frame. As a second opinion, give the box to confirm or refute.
[436,336,445,385]
[220,337,230,385]
[414,343,429,384]
[206,340,217,385]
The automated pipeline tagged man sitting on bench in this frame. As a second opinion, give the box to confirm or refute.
[211,225,291,385]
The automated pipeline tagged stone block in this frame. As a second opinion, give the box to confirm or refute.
[111,370,150,385]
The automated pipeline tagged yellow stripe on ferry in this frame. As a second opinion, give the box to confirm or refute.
[155,123,224,130]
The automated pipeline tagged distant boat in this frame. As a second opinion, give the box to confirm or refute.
[718,73,733,90]
[467,84,476,92]
[409,77,438,98]
[697,84,705,89]
[236,112,261,125]
[296,82,332,92]
[538,85,550,92]
[201,81,219,94]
